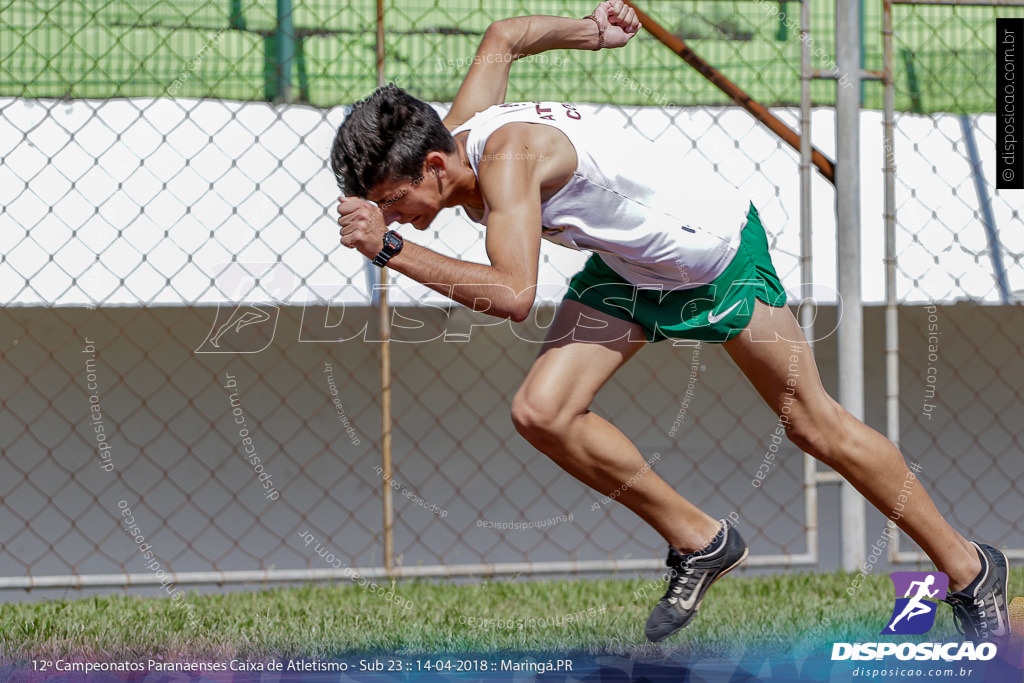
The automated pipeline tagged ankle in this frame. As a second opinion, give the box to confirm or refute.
[946,542,983,593]
[669,519,724,554]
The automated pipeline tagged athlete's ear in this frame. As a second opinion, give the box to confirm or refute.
[424,151,447,179]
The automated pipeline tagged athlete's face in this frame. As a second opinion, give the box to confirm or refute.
[367,169,442,231]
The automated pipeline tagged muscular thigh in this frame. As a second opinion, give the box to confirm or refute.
[516,299,647,417]
[721,299,838,419]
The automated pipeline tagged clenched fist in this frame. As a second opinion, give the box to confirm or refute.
[337,196,386,259]
[592,0,641,49]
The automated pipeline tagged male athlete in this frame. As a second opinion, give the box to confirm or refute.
[331,1,1009,643]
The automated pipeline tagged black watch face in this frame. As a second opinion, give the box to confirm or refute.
[383,232,403,251]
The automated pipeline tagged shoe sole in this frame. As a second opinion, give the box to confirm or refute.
[983,543,1011,640]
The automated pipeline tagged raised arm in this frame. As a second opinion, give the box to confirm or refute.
[443,0,640,130]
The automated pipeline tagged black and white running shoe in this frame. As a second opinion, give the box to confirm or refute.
[944,541,1010,643]
[644,519,748,642]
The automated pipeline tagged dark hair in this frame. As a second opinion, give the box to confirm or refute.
[330,84,455,197]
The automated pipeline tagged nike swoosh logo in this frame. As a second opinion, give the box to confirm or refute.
[707,300,742,324]
[993,591,1009,636]
[676,573,710,611]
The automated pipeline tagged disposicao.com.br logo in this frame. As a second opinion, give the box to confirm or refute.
[831,641,996,662]
[831,571,998,662]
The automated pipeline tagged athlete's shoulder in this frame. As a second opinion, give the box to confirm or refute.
[453,104,545,169]
[450,102,533,136]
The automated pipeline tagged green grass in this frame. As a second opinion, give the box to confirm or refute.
[2,567,1022,663]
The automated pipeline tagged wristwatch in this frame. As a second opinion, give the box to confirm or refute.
[371,230,404,267]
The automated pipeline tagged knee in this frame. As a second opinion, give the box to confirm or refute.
[784,396,850,464]
[511,388,572,447]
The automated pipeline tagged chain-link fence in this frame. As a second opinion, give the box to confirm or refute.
[0,98,820,590]
[1,0,1022,595]
[881,0,1024,564]
[0,0,841,105]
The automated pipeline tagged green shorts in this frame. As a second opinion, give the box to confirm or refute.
[563,204,787,343]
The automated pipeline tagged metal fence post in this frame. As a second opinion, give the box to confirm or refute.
[229,0,245,30]
[836,0,866,571]
[274,0,295,102]
[799,0,822,573]
[882,0,901,566]
[375,0,394,573]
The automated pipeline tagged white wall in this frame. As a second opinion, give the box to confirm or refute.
[2,99,1019,309]
[1,303,1022,602]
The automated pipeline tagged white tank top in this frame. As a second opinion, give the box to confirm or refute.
[451,102,750,289]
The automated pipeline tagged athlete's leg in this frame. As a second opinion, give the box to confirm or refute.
[722,299,981,590]
[511,298,721,551]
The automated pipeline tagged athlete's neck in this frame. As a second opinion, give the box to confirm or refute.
[444,135,484,212]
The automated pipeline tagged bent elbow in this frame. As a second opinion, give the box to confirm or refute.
[483,18,523,56]
[482,21,511,49]
[507,294,535,323]
[508,307,531,324]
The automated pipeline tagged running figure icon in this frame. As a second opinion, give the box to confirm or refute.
[889,575,940,631]
[883,571,950,635]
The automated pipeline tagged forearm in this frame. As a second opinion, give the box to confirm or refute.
[490,15,603,59]
[445,5,633,128]
[385,241,536,322]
